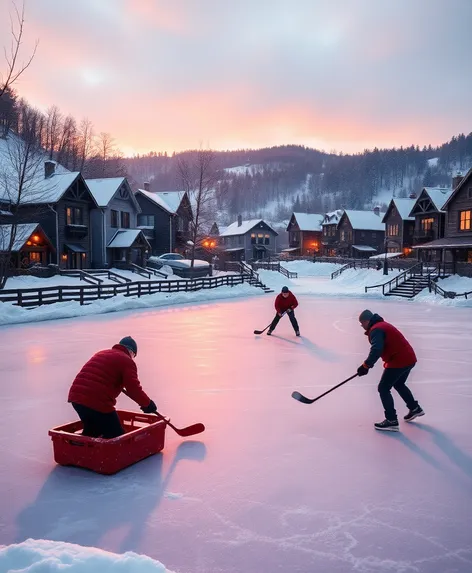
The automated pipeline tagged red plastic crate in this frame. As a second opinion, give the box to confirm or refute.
[49,410,166,475]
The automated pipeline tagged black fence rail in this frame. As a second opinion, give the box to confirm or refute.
[251,261,298,278]
[0,275,248,308]
[428,279,472,299]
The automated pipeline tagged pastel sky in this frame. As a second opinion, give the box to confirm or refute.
[1,0,471,156]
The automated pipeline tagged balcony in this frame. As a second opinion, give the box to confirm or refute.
[413,230,435,244]
[65,224,88,239]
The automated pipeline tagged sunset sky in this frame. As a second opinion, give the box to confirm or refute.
[1,0,471,157]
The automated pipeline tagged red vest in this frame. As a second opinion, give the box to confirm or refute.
[275,291,298,314]
[368,321,417,368]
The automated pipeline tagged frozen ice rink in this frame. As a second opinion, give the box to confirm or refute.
[0,295,471,573]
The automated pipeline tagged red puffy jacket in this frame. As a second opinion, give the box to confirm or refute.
[275,291,298,314]
[368,321,417,368]
[68,344,151,413]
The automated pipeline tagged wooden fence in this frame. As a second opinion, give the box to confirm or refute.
[0,274,247,308]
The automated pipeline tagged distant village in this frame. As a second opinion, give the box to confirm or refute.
[1,148,471,279]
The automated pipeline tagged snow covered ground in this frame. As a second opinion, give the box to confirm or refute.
[0,295,471,573]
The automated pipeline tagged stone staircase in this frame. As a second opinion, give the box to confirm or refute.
[384,274,431,298]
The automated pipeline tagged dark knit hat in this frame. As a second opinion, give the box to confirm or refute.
[359,309,374,322]
[281,286,289,293]
[119,336,137,355]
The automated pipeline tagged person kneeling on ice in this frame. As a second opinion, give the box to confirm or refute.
[268,286,300,336]
[357,310,424,432]
[68,336,158,439]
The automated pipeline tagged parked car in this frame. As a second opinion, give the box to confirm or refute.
[148,253,211,278]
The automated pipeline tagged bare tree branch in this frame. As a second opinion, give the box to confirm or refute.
[0,1,38,99]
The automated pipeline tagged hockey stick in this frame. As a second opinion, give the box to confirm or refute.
[154,412,205,437]
[254,312,286,335]
[292,373,358,404]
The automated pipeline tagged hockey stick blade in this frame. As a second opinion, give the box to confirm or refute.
[253,329,265,335]
[169,422,205,437]
[291,391,316,404]
[291,374,358,406]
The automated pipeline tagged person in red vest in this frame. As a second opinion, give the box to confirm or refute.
[268,286,300,336]
[357,310,424,431]
[68,336,157,438]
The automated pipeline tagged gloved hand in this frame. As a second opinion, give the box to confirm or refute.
[357,365,369,377]
[141,399,157,414]
[278,312,283,317]
[287,308,292,313]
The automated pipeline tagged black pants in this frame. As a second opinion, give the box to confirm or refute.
[378,366,418,421]
[72,403,125,439]
[269,310,299,333]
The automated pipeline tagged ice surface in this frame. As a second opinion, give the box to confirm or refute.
[0,295,471,573]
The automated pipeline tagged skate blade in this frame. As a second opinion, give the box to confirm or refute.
[375,426,399,432]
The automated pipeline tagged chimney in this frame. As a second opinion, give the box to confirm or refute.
[452,172,463,190]
[373,206,380,216]
[143,181,150,192]
[44,160,56,179]
[409,193,417,199]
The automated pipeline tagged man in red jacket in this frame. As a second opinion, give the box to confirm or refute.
[268,286,300,336]
[68,336,157,438]
[357,310,424,431]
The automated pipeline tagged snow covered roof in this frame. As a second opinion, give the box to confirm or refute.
[383,198,416,222]
[156,191,186,214]
[341,210,385,231]
[423,187,452,211]
[0,223,39,251]
[441,167,472,211]
[107,229,149,249]
[292,212,324,231]
[220,218,277,237]
[322,210,343,225]
[0,133,82,205]
[136,189,186,214]
[369,251,403,260]
[86,177,127,207]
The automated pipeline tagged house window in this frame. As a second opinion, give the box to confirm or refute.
[468,250,472,263]
[251,233,256,244]
[372,232,377,239]
[264,234,270,245]
[459,210,471,231]
[29,252,41,263]
[421,218,434,231]
[111,210,119,228]
[468,187,472,199]
[257,233,264,244]
[388,224,399,236]
[121,211,130,228]
[360,231,365,238]
[177,216,184,231]
[138,214,154,226]
[238,235,243,245]
[66,206,83,225]
[340,230,345,241]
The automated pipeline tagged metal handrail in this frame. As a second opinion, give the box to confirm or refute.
[364,262,424,295]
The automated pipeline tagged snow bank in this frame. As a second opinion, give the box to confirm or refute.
[415,274,472,307]
[0,539,173,572]
[0,283,262,327]
[282,261,342,277]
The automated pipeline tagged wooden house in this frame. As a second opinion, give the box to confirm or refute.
[285,212,324,256]
[382,198,416,256]
[337,209,385,258]
[219,216,278,261]
[135,185,193,256]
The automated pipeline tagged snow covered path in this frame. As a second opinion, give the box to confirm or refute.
[0,296,471,573]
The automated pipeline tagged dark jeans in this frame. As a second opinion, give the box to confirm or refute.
[378,366,418,421]
[269,310,299,333]
[72,403,125,439]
